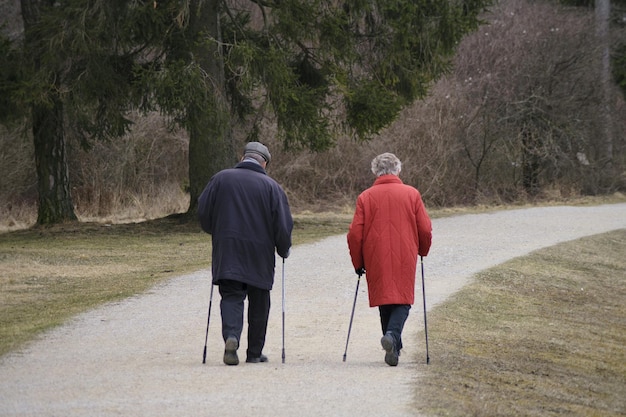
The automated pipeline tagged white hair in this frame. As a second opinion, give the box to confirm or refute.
[371,153,402,177]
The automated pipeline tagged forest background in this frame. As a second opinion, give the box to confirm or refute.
[1,0,626,231]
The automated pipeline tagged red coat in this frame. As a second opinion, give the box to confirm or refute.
[347,175,432,307]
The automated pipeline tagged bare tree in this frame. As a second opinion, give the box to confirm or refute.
[449,0,606,197]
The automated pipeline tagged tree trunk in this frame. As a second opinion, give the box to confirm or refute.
[186,0,234,215]
[21,0,77,224]
[596,0,614,183]
[32,94,77,224]
[521,126,540,196]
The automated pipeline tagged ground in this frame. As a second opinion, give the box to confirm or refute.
[1,204,625,416]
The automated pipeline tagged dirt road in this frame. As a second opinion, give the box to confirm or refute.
[1,204,625,416]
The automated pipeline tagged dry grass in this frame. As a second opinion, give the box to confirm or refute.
[0,218,210,355]
[415,230,626,416]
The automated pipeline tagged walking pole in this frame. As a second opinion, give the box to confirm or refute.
[343,271,362,362]
[282,258,286,364]
[202,283,215,364]
[420,256,430,365]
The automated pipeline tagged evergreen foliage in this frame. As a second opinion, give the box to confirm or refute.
[215,0,494,147]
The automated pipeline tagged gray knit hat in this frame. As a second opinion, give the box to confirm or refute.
[244,142,271,163]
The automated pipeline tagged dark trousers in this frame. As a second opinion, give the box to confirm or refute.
[219,279,271,359]
[378,304,411,352]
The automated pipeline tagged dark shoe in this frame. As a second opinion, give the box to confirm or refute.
[223,337,239,366]
[245,354,268,363]
[381,333,399,367]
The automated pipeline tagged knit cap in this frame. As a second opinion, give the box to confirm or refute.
[244,142,271,163]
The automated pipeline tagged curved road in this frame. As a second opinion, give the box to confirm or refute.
[1,204,625,416]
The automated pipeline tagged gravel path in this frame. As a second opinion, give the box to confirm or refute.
[1,204,625,417]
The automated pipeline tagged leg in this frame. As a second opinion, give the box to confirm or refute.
[379,304,411,366]
[386,304,411,352]
[379,305,397,366]
[378,305,393,336]
[219,280,246,365]
[246,285,271,361]
[219,280,247,341]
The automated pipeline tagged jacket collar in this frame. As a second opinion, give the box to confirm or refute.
[373,174,402,185]
[235,160,267,175]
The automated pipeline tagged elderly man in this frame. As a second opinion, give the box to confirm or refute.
[347,152,432,366]
[198,142,293,365]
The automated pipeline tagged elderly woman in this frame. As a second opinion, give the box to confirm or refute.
[347,152,432,366]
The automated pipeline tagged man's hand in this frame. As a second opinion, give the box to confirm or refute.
[355,267,365,276]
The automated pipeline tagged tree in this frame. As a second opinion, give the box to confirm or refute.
[1,1,154,224]
[134,0,234,213]
[2,0,494,223]
[134,0,495,213]
[559,0,626,98]
[559,0,626,185]
[449,0,608,197]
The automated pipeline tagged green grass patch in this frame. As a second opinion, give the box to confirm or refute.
[416,230,626,416]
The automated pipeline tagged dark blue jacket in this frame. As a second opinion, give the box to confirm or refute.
[198,161,293,290]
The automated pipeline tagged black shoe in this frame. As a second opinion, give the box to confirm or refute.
[246,354,268,363]
[223,337,239,366]
[381,333,399,367]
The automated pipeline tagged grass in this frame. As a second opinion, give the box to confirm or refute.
[415,229,626,416]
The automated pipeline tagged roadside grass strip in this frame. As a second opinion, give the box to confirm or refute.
[415,230,626,416]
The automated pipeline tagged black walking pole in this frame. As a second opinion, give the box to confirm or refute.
[420,256,430,364]
[202,283,215,364]
[281,258,286,364]
[343,271,362,362]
